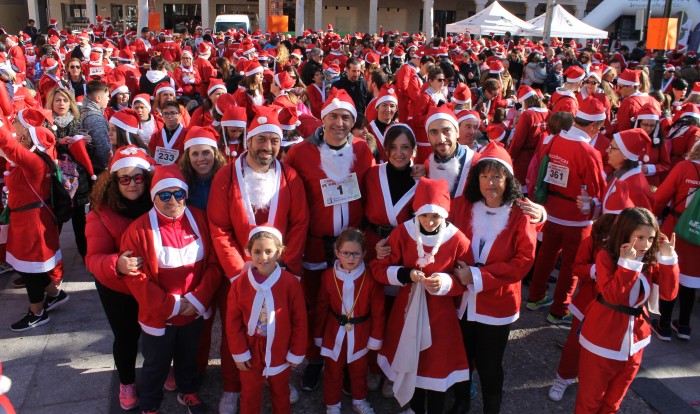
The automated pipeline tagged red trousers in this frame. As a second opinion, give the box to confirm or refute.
[324,340,369,405]
[528,222,591,316]
[556,316,582,380]
[196,280,241,392]
[302,267,324,361]
[239,336,291,414]
[574,347,643,414]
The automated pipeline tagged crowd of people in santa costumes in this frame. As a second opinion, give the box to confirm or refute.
[0,13,699,414]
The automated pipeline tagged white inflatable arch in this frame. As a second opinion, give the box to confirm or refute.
[582,0,700,32]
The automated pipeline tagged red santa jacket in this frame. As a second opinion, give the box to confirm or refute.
[667,124,700,167]
[189,106,214,128]
[450,198,537,324]
[314,262,385,363]
[148,124,187,166]
[37,73,64,106]
[122,207,222,336]
[173,65,201,97]
[395,62,422,123]
[194,57,216,97]
[549,89,578,117]
[601,166,653,213]
[226,265,307,376]
[207,156,309,277]
[232,88,264,124]
[155,40,182,63]
[107,63,141,94]
[643,141,671,187]
[589,133,613,178]
[306,83,325,119]
[615,93,658,133]
[568,235,600,320]
[509,106,549,183]
[579,250,678,360]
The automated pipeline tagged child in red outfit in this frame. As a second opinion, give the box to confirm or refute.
[226,226,307,414]
[315,228,385,414]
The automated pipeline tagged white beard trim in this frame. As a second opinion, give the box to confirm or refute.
[243,167,277,212]
[429,154,460,195]
[320,142,355,183]
[471,201,510,244]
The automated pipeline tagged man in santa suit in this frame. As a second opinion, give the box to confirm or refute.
[133,28,154,68]
[4,35,26,84]
[549,65,585,117]
[194,42,216,98]
[660,64,677,95]
[423,106,481,199]
[509,85,549,188]
[395,49,428,123]
[615,69,659,133]
[285,88,375,391]
[323,41,348,72]
[74,31,92,62]
[37,57,66,106]
[103,17,115,38]
[107,49,141,93]
[367,84,398,162]
[148,95,188,166]
[526,97,608,325]
[155,30,182,64]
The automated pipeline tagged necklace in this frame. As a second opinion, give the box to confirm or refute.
[333,267,366,332]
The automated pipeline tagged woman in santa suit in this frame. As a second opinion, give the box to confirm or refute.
[1,111,66,332]
[366,84,399,163]
[173,49,201,104]
[233,61,265,123]
[219,105,247,163]
[666,103,700,167]
[600,129,654,213]
[305,65,325,119]
[371,177,470,414]
[190,78,227,128]
[449,143,538,413]
[508,85,549,191]
[632,103,671,188]
[576,67,613,133]
[651,139,700,342]
[121,164,221,414]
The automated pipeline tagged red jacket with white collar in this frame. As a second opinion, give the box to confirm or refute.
[601,166,654,214]
[616,93,658,133]
[550,89,578,117]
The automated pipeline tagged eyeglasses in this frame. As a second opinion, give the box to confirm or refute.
[69,65,81,69]
[608,144,621,152]
[117,173,145,185]
[338,250,363,259]
[156,189,186,202]
[162,111,180,117]
[435,78,446,82]
[584,81,599,85]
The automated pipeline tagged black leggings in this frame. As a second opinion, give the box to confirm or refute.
[19,270,52,304]
[58,204,87,260]
[410,388,446,414]
[95,279,141,385]
[659,285,697,327]
[461,319,512,414]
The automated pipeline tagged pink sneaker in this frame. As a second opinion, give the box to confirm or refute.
[119,383,139,410]
[164,367,177,392]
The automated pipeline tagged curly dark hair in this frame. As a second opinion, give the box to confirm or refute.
[464,159,522,205]
[89,168,153,215]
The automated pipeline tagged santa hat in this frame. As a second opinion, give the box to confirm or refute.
[673,102,700,122]
[690,82,700,96]
[476,141,514,176]
[325,64,341,76]
[516,85,537,103]
[330,41,341,51]
[613,128,652,162]
[563,65,585,83]
[375,84,398,108]
[486,124,507,143]
[617,69,641,86]
[413,177,450,218]
[88,51,103,66]
[109,145,154,173]
[117,48,133,62]
[221,106,247,129]
[602,182,635,215]
[78,31,90,40]
[17,108,53,130]
[424,106,459,134]
[278,106,302,134]
[41,57,58,71]
[365,52,380,66]
[26,126,57,155]
[576,96,606,122]
[664,63,675,72]
[274,71,295,91]
[456,109,480,124]
[198,42,212,56]
[153,82,176,99]
[248,106,283,138]
[109,109,141,137]
[451,83,471,105]
[488,60,504,75]
[132,94,151,111]
[49,18,57,26]
[182,48,193,58]
[244,60,263,77]
[248,225,284,245]
[321,88,357,121]
[69,136,97,179]
[634,103,662,144]
[110,81,129,98]
[184,126,219,151]
[290,49,303,59]
[207,78,227,96]
[327,24,334,31]
[150,165,188,200]
[214,93,235,116]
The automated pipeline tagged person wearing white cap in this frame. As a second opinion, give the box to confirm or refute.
[615,69,658,133]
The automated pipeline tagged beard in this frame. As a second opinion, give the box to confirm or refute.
[243,167,276,212]
[320,142,355,183]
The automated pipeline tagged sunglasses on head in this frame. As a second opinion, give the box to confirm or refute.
[118,173,145,185]
[156,189,186,202]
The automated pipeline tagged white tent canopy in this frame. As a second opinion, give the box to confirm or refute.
[445,1,535,36]
[519,4,608,38]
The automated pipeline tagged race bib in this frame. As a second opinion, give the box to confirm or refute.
[89,66,104,76]
[543,162,569,187]
[155,147,179,165]
[321,173,361,207]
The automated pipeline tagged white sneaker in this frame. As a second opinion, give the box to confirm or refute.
[352,400,375,414]
[326,403,342,414]
[548,375,574,402]
[219,391,239,414]
[367,373,382,392]
[381,379,394,398]
[289,382,299,404]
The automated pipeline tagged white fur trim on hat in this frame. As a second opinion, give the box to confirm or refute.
[517,90,537,103]
[616,77,639,87]
[248,124,283,139]
[424,112,459,134]
[207,83,227,96]
[132,97,151,110]
[248,226,283,244]
[111,85,129,97]
[375,93,398,109]
[221,119,246,128]
[613,133,639,162]
[478,157,514,175]
[156,85,176,96]
[321,97,357,121]
[414,204,449,218]
[151,178,188,200]
[575,110,606,122]
[110,156,153,173]
[109,117,139,135]
[636,113,660,121]
[245,65,264,77]
[457,113,479,124]
[184,137,218,150]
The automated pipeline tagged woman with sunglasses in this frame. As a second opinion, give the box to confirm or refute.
[85,145,155,410]
[577,69,613,133]
[121,164,221,414]
[65,57,87,103]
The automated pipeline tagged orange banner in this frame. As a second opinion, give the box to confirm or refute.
[268,15,289,33]
[647,18,678,50]
[148,13,160,31]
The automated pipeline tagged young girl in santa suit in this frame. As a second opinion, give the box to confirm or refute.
[371,177,470,414]
[226,226,308,414]
[575,207,679,413]
[315,228,385,414]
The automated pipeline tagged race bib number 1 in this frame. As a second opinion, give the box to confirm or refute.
[543,162,569,187]
[155,147,179,165]
[321,173,361,207]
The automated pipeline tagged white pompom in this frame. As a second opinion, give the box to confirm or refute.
[653,137,660,145]
[332,98,340,105]
[52,125,58,131]
[10,162,15,168]
[2,186,7,192]
[643,154,649,162]
[388,88,395,94]
[90,175,97,180]
[258,116,267,124]
[2,171,8,176]
[0,374,11,395]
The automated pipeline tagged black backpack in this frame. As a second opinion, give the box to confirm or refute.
[35,151,73,224]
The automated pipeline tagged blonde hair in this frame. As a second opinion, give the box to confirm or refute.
[45,88,80,118]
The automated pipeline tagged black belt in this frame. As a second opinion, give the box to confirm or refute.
[331,310,370,326]
[547,189,577,203]
[596,293,650,323]
[9,200,47,213]
[368,222,394,239]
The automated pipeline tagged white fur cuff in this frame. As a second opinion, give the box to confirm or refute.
[432,273,453,296]
[232,350,252,363]
[470,267,484,293]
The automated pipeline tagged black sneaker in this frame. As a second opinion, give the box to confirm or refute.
[11,309,51,332]
[45,290,70,311]
[177,392,206,414]
[671,320,691,340]
[301,362,323,391]
[651,319,672,341]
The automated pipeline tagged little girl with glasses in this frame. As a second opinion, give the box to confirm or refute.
[314,228,385,414]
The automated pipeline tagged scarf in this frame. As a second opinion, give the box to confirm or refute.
[53,112,75,129]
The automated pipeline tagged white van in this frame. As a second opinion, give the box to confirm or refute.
[214,14,251,34]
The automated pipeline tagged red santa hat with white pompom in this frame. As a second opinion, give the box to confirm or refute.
[612,128,652,163]
[412,177,451,268]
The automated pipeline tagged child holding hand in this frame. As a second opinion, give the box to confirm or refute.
[226,226,308,414]
[315,228,385,414]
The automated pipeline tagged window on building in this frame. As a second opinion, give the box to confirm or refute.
[62,4,91,32]
[617,16,641,41]
[111,4,138,32]
[163,4,201,30]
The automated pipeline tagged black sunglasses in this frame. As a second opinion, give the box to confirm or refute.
[156,189,186,202]
[118,173,145,185]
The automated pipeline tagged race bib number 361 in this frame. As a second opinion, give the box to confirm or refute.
[321,173,361,207]
[543,162,569,187]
